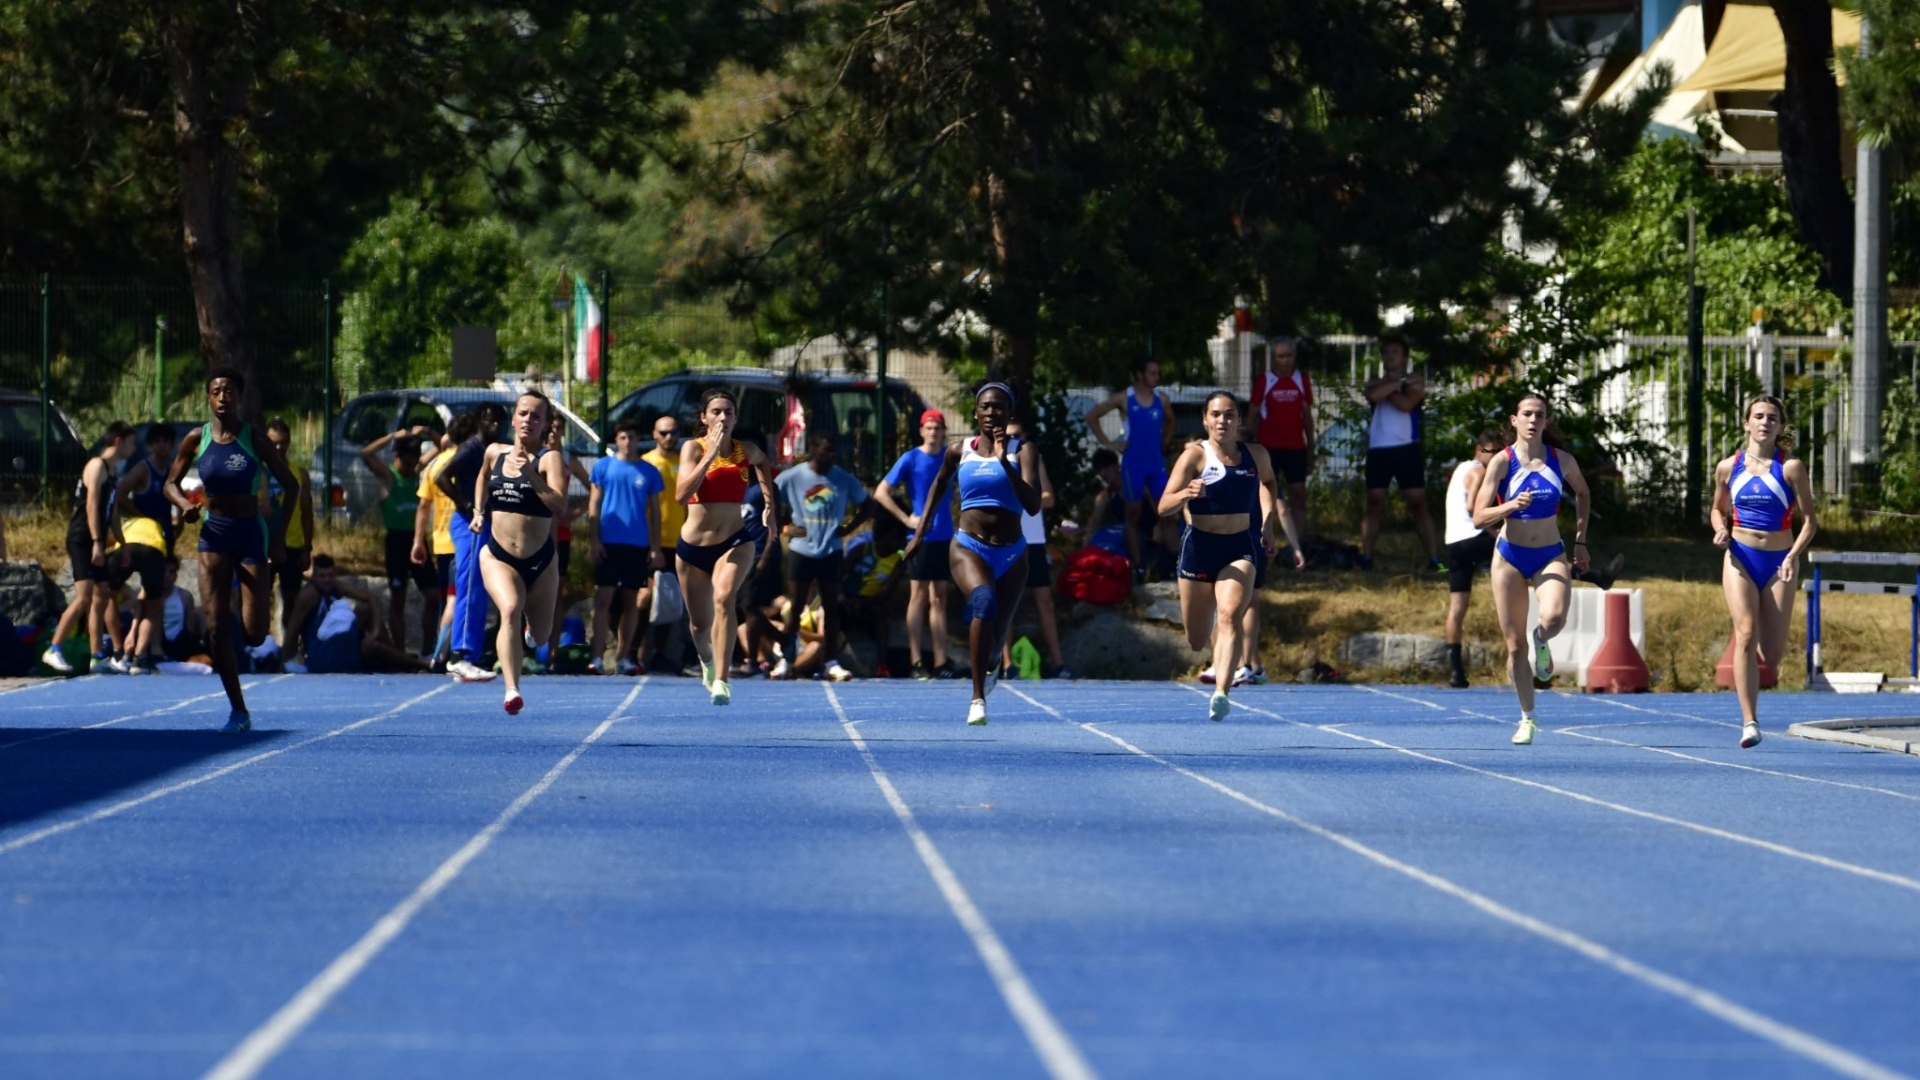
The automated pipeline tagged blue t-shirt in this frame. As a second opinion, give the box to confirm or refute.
[776,462,867,559]
[444,436,488,511]
[882,446,955,542]
[589,455,664,547]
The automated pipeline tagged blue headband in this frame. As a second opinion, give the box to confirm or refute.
[976,381,1016,408]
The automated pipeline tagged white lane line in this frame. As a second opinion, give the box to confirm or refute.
[1355,685,1446,710]
[0,679,61,698]
[0,676,288,751]
[1372,688,1920,806]
[203,682,646,1080]
[1212,690,1920,897]
[823,684,1096,1080]
[0,683,449,856]
[1577,693,1727,727]
[1006,685,1910,1080]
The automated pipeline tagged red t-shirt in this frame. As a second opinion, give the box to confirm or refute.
[1254,369,1312,450]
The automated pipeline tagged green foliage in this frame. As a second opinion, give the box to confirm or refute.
[1562,137,1845,336]
[1881,378,1920,513]
[1837,0,1920,150]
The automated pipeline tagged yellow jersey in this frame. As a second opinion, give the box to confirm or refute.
[419,453,456,556]
[642,445,686,546]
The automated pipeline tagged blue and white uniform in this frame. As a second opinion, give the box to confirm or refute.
[1120,388,1169,504]
[196,423,268,565]
[1492,446,1567,580]
[952,437,1028,580]
[1726,451,1796,586]
[1177,441,1262,582]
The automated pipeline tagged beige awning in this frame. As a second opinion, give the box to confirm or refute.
[1676,3,1859,93]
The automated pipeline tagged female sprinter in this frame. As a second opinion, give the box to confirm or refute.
[1711,396,1816,749]
[471,390,569,715]
[1471,391,1592,745]
[677,389,778,706]
[165,368,302,733]
[903,383,1040,726]
[1159,391,1301,721]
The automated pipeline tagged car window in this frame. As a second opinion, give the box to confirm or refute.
[341,397,396,446]
[737,387,785,443]
[399,398,443,435]
[612,383,683,433]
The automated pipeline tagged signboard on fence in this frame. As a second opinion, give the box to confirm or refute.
[451,326,497,381]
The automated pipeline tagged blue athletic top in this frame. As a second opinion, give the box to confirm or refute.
[1123,389,1166,473]
[1499,447,1565,521]
[958,437,1023,513]
[1727,451,1794,532]
[1187,441,1261,517]
[196,424,261,500]
[130,454,173,525]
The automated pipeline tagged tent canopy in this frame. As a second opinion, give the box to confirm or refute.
[1676,2,1859,93]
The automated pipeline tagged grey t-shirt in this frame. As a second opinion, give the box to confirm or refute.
[775,462,868,559]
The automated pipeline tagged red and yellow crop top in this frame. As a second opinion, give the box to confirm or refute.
[690,439,750,504]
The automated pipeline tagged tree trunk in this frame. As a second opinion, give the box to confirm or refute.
[986,168,1038,390]
[162,12,259,420]
[1771,0,1853,300]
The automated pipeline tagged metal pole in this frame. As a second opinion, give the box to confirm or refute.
[1685,209,1706,524]
[876,280,889,472]
[39,273,50,507]
[598,269,611,444]
[1852,13,1888,499]
[322,279,334,531]
[154,315,165,422]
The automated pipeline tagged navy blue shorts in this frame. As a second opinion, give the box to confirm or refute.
[1178,526,1259,583]
[198,513,267,565]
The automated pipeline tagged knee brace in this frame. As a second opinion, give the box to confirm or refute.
[966,585,998,625]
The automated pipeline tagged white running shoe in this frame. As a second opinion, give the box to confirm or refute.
[449,659,497,683]
[89,655,119,675]
[1740,722,1762,749]
[1230,665,1254,688]
[967,698,988,726]
[503,689,524,715]
[1198,669,1217,685]
[770,658,792,680]
[1511,715,1538,745]
[711,680,731,706]
[824,660,853,682]
[41,647,74,675]
[1209,692,1231,721]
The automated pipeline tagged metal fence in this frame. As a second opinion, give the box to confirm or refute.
[0,275,332,505]
[1214,331,1920,509]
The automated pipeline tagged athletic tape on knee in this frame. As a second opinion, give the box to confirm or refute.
[967,585,998,624]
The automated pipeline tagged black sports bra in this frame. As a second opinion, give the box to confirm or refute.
[487,448,554,519]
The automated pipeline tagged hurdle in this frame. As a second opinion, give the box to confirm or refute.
[1805,551,1920,691]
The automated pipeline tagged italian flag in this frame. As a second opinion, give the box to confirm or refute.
[572,274,604,383]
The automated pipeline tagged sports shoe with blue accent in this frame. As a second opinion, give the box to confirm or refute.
[220,711,252,735]
[1208,692,1231,721]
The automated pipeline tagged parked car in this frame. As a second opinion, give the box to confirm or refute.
[317,388,602,523]
[605,367,929,480]
[0,391,88,507]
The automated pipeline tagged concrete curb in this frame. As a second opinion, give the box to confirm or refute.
[1786,716,1920,756]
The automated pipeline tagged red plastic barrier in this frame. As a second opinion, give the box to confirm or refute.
[1585,590,1651,693]
[1713,637,1778,689]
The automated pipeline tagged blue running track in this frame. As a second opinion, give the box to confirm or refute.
[3,674,1919,1079]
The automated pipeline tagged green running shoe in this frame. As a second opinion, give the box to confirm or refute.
[1511,715,1537,745]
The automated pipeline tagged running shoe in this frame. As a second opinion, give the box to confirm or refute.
[1231,665,1255,688]
[619,657,646,677]
[127,655,156,676]
[912,660,932,681]
[700,660,715,689]
[933,662,959,680]
[1002,663,1022,681]
[1249,666,1268,685]
[1449,669,1470,689]
[711,680,732,706]
[89,654,118,675]
[585,659,605,676]
[503,688,524,715]
[1511,715,1537,745]
[1208,691,1231,721]
[449,659,497,683]
[824,660,853,682]
[220,710,252,735]
[1740,722,1762,749]
[1428,558,1447,574]
[770,658,792,680]
[967,698,988,726]
[1532,629,1554,680]
[1044,664,1077,680]
[1198,669,1217,685]
[41,647,74,675]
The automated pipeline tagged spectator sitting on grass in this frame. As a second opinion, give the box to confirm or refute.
[283,555,428,674]
[791,513,909,677]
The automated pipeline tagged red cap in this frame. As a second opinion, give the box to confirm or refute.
[920,409,946,427]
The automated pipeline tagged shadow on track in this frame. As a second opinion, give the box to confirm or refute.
[0,728,288,829]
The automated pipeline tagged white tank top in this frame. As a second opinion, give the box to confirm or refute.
[1444,459,1485,545]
